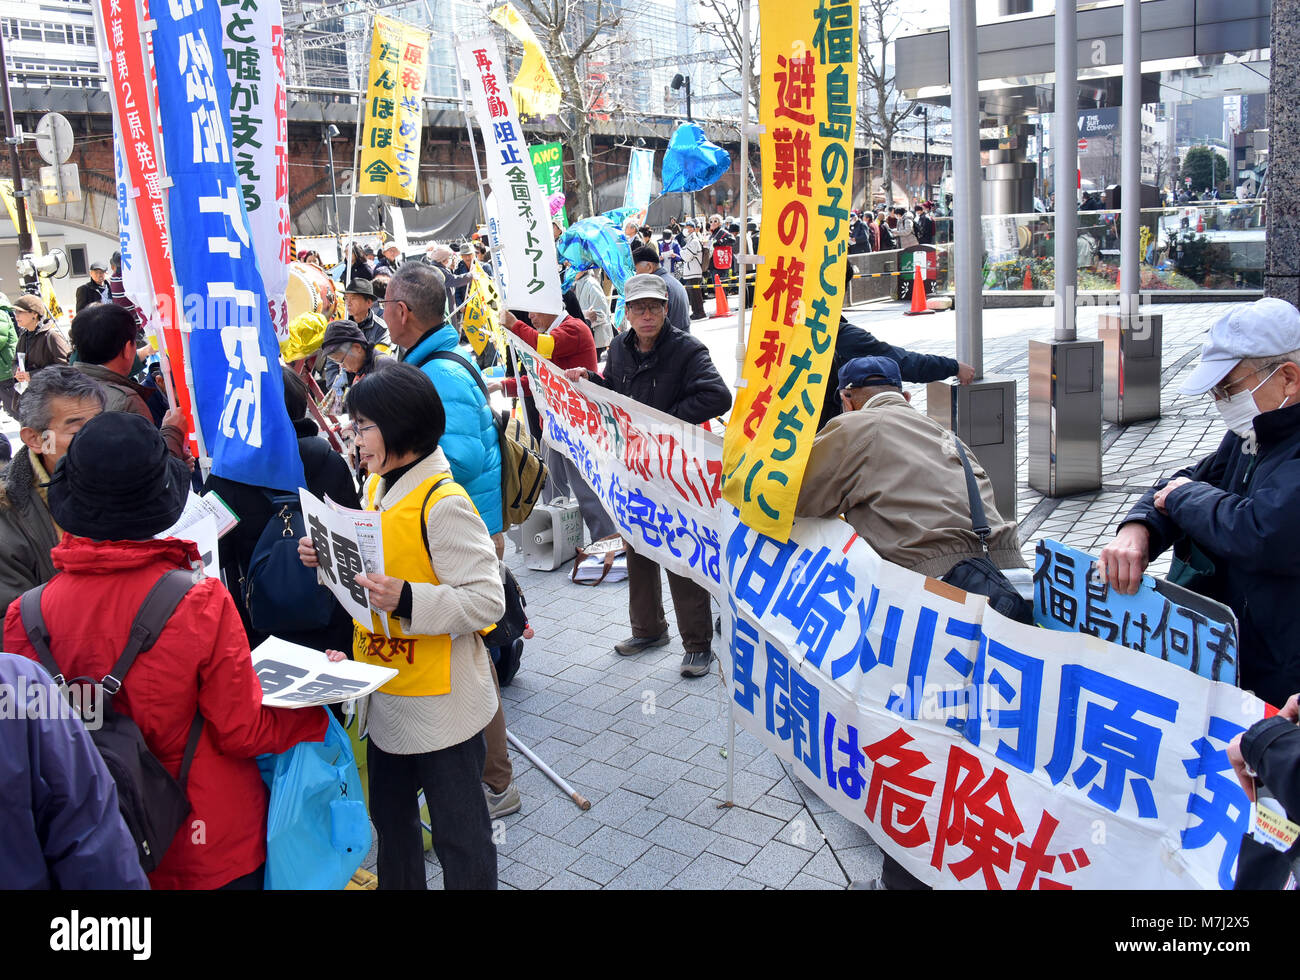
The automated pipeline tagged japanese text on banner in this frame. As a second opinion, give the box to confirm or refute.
[487,2,562,117]
[720,508,1264,890]
[220,0,291,337]
[359,15,429,202]
[459,37,564,315]
[530,141,567,229]
[508,335,725,592]
[721,0,858,542]
[92,0,198,452]
[151,0,305,491]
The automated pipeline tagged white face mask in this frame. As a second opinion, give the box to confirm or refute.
[1215,365,1288,442]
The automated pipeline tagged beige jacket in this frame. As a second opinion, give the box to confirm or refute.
[796,390,1024,578]
[358,448,505,755]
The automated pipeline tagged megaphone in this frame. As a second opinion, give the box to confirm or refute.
[17,247,69,281]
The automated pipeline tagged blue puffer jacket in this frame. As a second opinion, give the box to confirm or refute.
[402,325,504,534]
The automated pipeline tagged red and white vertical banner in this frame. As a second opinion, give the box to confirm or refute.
[93,0,198,445]
[220,0,291,339]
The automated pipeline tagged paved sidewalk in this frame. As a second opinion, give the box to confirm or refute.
[393,297,1243,890]
[1,298,1239,889]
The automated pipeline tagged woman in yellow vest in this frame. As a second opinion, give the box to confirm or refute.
[299,363,504,889]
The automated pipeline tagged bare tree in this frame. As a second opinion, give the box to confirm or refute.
[858,0,913,208]
[510,0,623,219]
[695,0,760,120]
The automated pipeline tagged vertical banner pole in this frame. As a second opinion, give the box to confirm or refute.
[344,26,369,286]
[734,0,755,382]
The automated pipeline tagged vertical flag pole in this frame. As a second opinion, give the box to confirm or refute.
[133,0,210,475]
[344,24,370,286]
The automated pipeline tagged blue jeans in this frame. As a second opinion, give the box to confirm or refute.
[368,732,498,890]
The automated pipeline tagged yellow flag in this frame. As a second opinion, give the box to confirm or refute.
[0,179,64,322]
[461,266,504,357]
[721,0,858,541]
[359,16,430,202]
[488,2,562,117]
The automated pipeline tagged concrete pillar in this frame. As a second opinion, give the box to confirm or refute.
[1266,0,1300,305]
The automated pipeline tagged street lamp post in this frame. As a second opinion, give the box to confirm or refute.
[322,123,343,263]
[671,73,697,222]
[0,30,36,293]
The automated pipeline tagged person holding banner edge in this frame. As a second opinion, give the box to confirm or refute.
[566,273,731,678]
[301,364,504,889]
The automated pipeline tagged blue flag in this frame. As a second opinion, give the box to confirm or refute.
[151,2,304,492]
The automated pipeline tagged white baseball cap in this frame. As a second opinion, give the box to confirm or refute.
[1181,298,1300,395]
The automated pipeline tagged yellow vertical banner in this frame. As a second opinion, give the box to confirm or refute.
[358,15,430,202]
[487,2,562,117]
[721,0,857,542]
[461,265,503,356]
[0,180,64,322]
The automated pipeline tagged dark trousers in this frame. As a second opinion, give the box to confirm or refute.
[626,541,713,653]
[368,732,498,890]
[685,278,706,318]
[0,377,17,420]
[881,853,931,890]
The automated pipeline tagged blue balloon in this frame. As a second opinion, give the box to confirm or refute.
[556,214,637,295]
[661,123,731,194]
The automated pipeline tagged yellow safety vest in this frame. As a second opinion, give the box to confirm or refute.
[351,472,467,697]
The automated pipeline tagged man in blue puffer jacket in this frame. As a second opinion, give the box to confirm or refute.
[384,263,504,536]
[382,262,519,818]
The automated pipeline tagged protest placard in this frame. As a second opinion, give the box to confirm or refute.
[721,0,859,542]
[509,335,724,591]
[1033,539,1240,685]
[299,489,386,635]
[251,636,397,707]
[529,342,1263,889]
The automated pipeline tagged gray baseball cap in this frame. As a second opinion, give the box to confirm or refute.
[1181,298,1300,395]
[624,273,667,304]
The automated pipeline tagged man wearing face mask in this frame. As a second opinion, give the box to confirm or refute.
[1098,298,1300,708]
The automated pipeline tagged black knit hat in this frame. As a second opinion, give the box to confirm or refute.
[48,412,189,541]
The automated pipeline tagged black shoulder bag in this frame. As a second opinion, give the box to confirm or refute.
[940,441,1034,624]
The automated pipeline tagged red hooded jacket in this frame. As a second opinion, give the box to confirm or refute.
[4,535,329,890]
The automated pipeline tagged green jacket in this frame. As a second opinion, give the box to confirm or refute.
[0,308,15,380]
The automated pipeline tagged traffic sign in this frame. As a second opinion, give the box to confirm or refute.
[34,113,74,166]
[1077,138,1088,152]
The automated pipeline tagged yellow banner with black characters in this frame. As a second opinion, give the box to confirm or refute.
[487,2,561,117]
[358,15,429,202]
[0,179,64,322]
[721,0,857,542]
[461,265,503,356]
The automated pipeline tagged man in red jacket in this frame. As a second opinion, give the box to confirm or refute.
[496,308,615,542]
[4,412,329,890]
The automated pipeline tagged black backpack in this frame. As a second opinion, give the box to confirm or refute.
[242,444,338,634]
[19,570,205,873]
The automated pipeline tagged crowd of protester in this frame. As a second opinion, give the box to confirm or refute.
[4,202,1297,896]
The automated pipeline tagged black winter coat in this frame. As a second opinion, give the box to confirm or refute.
[204,417,361,655]
[592,322,731,424]
[818,317,959,430]
[1122,401,1300,708]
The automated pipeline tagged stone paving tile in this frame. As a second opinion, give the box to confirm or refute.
[647,816,719,858]
[620,772,671,799]
[637,843,694,877]
[669,851,745,889]
[568,852,623,886]
[498,859,550,890]
[789,872,845,890]
[738,839,813,888]
[579,825,653,866]
[541,870,603,890]
[606,864,674,889]
[510,833,581,875]
[706,834,762,865]
[712,806,786,847]
[646,777,716,817]
[802,843,849,885]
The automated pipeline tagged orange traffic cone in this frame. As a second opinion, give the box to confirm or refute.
[1022,264,1033,290]
[710,273,731,318]
[1196,212,1204,233]
[904,261,934,316]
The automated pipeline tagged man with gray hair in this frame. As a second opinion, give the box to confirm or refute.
[0,365,106,641]
[1098,297,1300,708]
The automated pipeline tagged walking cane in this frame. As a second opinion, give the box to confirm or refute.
[507,728,591,811]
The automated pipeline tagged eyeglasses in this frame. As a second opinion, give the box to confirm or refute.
[1209,363,1281,400]
[626,301,662,317]
[349,422,378,437]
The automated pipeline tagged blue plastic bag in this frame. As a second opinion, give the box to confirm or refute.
[260,712,370,890]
